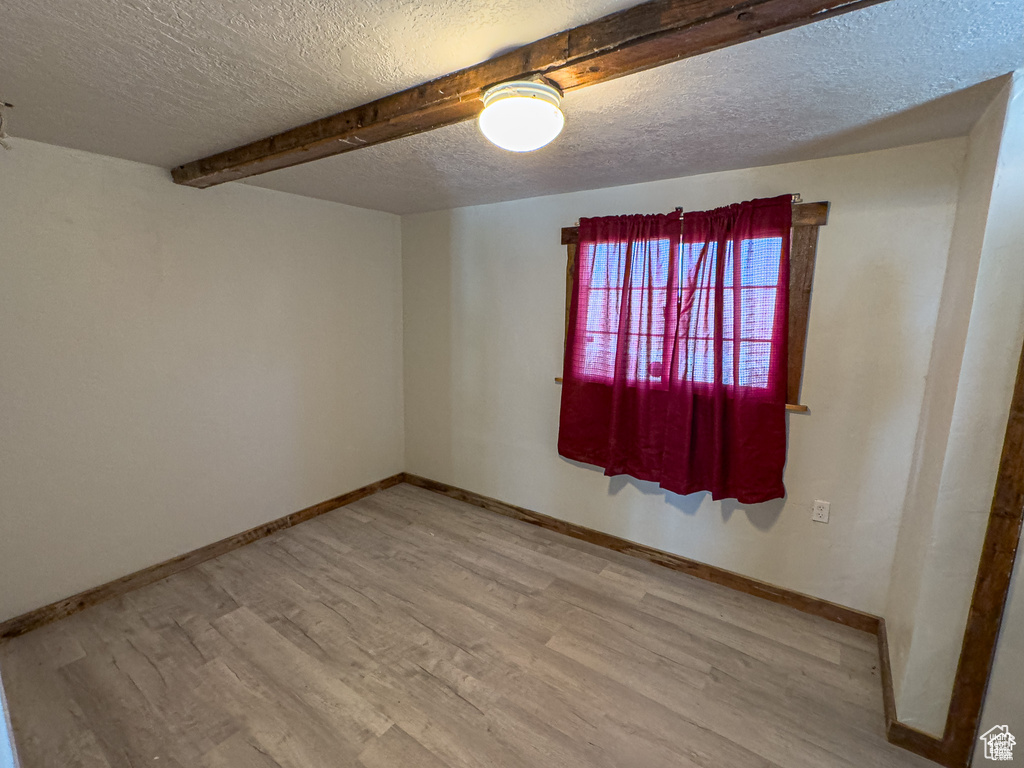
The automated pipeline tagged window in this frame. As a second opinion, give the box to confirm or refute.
[561,201,827,408]
[677,235,784,390]
[575,236,674,384]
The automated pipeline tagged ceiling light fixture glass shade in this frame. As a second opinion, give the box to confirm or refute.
[478,81,565,152]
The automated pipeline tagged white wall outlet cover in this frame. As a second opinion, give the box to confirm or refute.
[813,500,831,523]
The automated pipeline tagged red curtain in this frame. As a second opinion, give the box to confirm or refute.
[558,195,792,503]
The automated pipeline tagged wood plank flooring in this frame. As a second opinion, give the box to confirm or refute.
[0,484,935,768]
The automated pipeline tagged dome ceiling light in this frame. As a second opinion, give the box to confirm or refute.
[478,81,565,153]
[173,0,884,188]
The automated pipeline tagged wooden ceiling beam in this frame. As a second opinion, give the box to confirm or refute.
[172,0,889,189]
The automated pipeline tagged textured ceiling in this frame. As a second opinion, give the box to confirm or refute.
[1,0,1021,213]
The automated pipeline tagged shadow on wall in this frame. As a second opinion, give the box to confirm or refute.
[607,473,705,517]
[565,458,786,532]
[721,497,785,531]
[558,248,910,537]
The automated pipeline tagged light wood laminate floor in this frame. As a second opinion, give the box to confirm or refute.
[0,484,935,768]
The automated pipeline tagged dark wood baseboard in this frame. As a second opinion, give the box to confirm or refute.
[889,722,949,765]
[402,473,966,765]
[874,336,1024,768]
[0,473,405,640]
[2,461,1010,768]
[402,473,881,634]
[2,469,882,643]
[878,619,900,728]
[877,619,947,763]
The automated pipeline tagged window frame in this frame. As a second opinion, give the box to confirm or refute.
[559,201,829,410]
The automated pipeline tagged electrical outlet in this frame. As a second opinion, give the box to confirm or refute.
[812,500,831,523]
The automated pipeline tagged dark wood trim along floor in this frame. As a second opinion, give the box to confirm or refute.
[403,474,965,765]
[4,384,1022,768]
[2,483,935,768]
[877,620,947,763]
[939,337,1024,768]
[406,323,1024,768]
[0,473,405,640]
[402,474,968,765]
[865,335,1024,768]
[410,472,1024,768]
[402,474,880,634]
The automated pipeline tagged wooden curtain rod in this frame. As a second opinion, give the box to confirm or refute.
[673,193,802,213]
[562,201,829,245]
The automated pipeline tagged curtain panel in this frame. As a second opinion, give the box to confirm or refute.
[558,195,793,503]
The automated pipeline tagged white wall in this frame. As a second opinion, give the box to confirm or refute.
[3,89,1021,766]
[403,138,965,614]
[971,72,1024,763]
[0,139,405,622]
[885,75,1024,736]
